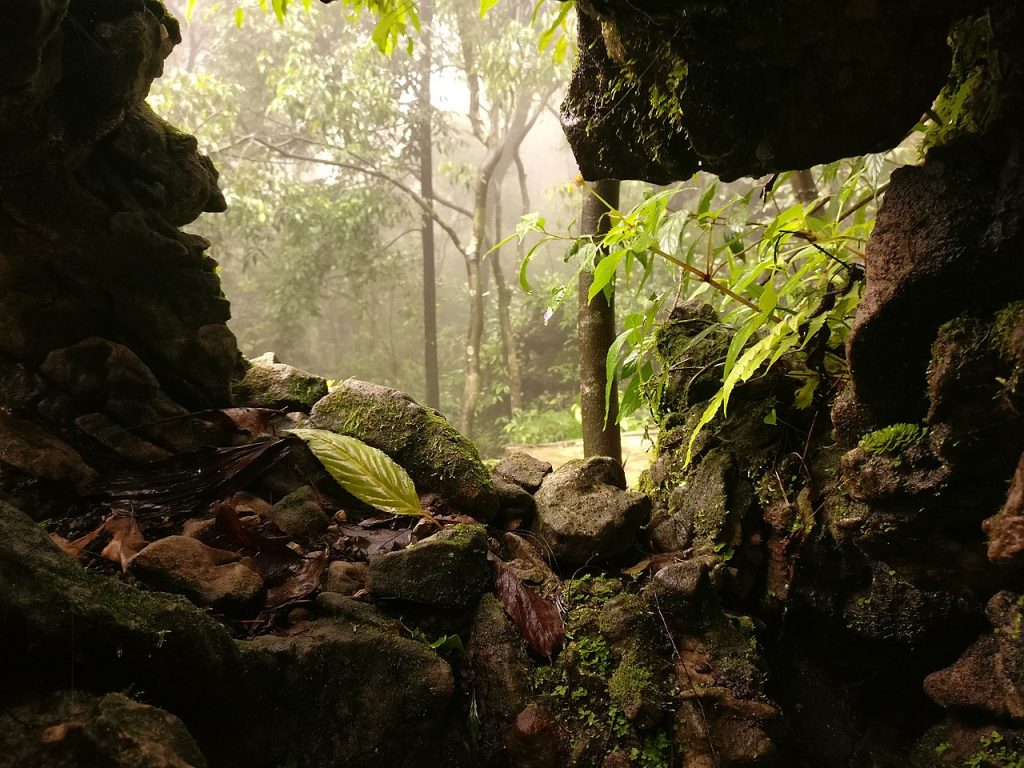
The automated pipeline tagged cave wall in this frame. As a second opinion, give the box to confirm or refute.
[572,1,1024,765]
[0,0,241,496]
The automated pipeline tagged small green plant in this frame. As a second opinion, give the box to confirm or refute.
[630,730,673,768]
[859,423,927,455]
[965,731,1024,768]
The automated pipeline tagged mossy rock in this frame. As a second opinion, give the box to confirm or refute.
[231,352,327,411]
[366,524,491,609]
[0,690,208,768]
[309,380,498,521]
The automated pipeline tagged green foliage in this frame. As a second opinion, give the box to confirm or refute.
[512,153,902,463]
[965,731,1024,768]
[288,428,429,520]
[501,402,581,444]
[630,731,673,768]
[859,423,927,455]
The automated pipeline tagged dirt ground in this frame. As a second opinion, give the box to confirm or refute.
[504,430,657,488]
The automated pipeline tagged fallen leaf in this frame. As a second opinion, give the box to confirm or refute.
[215,500,299,558]
[99,514,147,571]
[494,558,565,657]
[265,551,329,608]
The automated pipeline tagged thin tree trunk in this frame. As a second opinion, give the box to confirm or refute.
[490,183,522,416]
[460,172,489,437]
[791,169,818,204]
[578,179,622,462]
[418,0,440,410]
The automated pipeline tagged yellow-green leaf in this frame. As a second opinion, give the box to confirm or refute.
[186,0,197,20]
[480,0,501,17]
[288,429,425,519]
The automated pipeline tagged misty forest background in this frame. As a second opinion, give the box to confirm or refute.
[155,0,902,458]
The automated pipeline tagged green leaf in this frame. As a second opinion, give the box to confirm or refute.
[588,249,626,302]
[186,0,197,20]
[480,0,502,17]
[272,0,287,23]
[288,429,425,520]
[697,182,717,217]
[234,7,245,27]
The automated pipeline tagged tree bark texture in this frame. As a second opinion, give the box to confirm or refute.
[418,0,440,411]
[578,179,622,462]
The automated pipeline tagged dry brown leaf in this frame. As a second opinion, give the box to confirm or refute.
[265,551,329,608]
[99,514,147,571]
[494,558,565,657]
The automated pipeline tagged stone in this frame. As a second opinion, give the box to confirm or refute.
[508,705,568,768]
[984,453,1024,566]
[0,691,207,768]
[493,475,535,526]
[232,351,328,411]
[649,559,715,623]
[655,302,731,416]
[309,379,498,521]
[267,485,328,541]
[128,535,264,612]
[366,524,491,608]
[239,619,470,768]
[924,591,1024,722]
[494,451,553,494]
[0,411,97,492]
[468,594,533,764]
[649,449,735,554]
[532,457,651,566]
[322,560,368,596]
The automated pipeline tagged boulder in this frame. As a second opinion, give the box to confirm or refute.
[0,690,207,768]
[232,352,328,411]
[493,475,535,526]
[468,594,533,764]
[309,379,498,521]
[238,619,469,768]
[367,524,491,608]
[0,411,97,493]
[531,457,651,566]
[128,535,264,612]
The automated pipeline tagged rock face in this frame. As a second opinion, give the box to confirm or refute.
[847,130,1024,426]
[367,524,491,608]
[563,1,977,182]
[0,0,236,411]
[532,457,651,566]
[0,691,208,768]
[309,379,499,520]
[232,352,328,411]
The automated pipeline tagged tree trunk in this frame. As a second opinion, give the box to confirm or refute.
[578,179,622,462]
[791,169,818,204]
[490,183,523,416]
[418,0,440,410]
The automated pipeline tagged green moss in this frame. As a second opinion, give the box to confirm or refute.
[926,10,1008,149]
[859,423,927,455]
[608,653,657,713]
